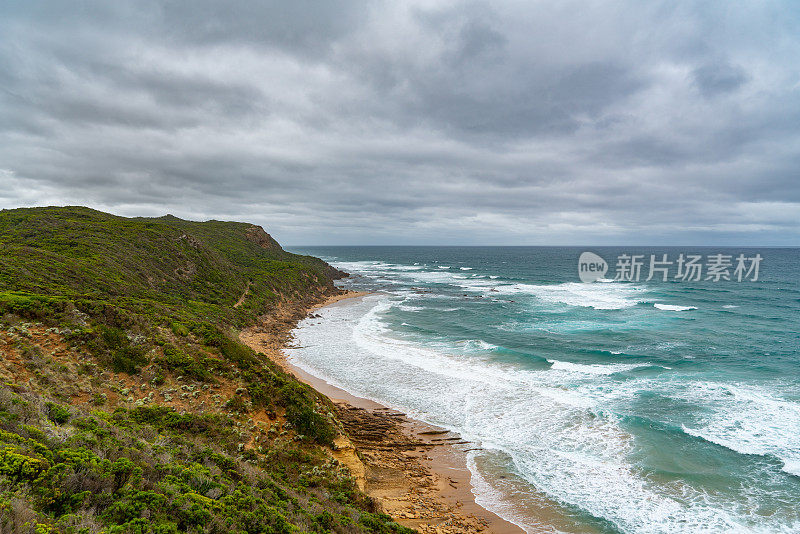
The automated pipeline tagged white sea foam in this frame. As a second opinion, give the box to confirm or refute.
[334,261,646,312]
[546,359,655,375]
[395,303,424,312]
[331,260,424,273]
[781,459,800,477]
[462,339,498,352]
[466,452,568,534]
[723,304,739,309]
[654,303,697,311]
[491,282,647,310]
[676,381,800,480]
[334,261,645,311]
[397,270,466,284]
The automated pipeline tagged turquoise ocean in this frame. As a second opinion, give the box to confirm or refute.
[284,247,800,534]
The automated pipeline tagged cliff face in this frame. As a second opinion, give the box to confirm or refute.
[0,206,414,534]
[245,224,283,251]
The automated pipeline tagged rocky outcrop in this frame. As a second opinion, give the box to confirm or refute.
[245,225,282,251]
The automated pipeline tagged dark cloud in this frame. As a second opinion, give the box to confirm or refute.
[692,62,748,97]
[0,0,798,245]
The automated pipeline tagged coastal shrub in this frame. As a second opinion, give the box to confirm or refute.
[0,447,45,481]
[100,326,126,349]
[358,512,416,534]
[0,384,409,534]
[45,403,70,425]
[159,344,210,381]
[102,491,168,525]
[245,381,273,408]
[219,337,257,369]
[193,325,257,370]
[286,406,335,446]
[225,395,248,413]
[170,322,189,337]
[97,326,148,374]
[111,346,148,374]
[277,380,319,411]
[0,292,65,324]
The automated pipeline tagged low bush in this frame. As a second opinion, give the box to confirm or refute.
[286,406,335,446]
[45,403,70,425]
[158,344,210,381]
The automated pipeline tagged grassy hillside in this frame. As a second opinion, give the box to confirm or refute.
[0,206,409,534]
[0,206,342,327]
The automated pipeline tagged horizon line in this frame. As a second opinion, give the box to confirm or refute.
[285,244,800,249]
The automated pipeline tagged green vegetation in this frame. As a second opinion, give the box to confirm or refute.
[0,206,342,328]
[0,207,406,534]
[158,344,211,382]
[0,386,411,534]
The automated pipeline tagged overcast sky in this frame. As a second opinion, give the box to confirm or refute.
[1,1,798,245]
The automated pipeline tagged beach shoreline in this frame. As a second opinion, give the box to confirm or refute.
[240,290,527,534]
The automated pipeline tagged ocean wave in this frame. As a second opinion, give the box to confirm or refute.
[461,339,499,352]
[675,381,800,480]
[546,359,658,375]
[332,260,423,273]
[395,304,424,312]
[781,459,800,477]
[654,303,697,311]
[288,295,800,533]
[493,282,648,310]
[337,262,646,311]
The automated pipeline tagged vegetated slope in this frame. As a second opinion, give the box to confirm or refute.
[0,205,343,326]
[0,206,410,534]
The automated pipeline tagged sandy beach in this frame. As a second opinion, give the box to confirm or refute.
[240,290,525,534]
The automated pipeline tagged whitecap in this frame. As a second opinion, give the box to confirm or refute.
[396,304,424,312]
[461,339,498,352]
[493,282,647,310]
[781,459,800,477]
[546,359,655,375]
[654,303,697,311]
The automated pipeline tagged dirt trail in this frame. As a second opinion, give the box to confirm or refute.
[233,281,251,308]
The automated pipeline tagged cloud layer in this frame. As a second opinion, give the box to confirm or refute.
[1,1,799,245]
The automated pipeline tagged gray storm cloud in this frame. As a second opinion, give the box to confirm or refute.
[0,0,798,245]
